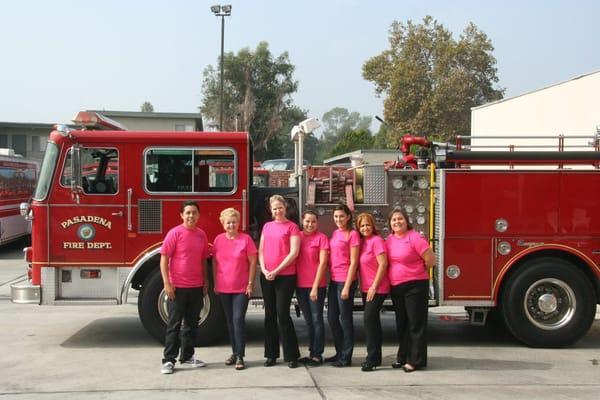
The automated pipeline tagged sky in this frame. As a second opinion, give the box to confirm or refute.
[1,0,599,136]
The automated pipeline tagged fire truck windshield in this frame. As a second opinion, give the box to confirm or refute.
[33,142,59,201]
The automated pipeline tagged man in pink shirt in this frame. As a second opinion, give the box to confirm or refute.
[160,201,209,375]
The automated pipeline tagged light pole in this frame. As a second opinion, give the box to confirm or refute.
[211,4,232,131]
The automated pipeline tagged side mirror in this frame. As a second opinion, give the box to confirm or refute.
[70,145,82,203]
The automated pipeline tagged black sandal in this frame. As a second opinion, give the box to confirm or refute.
[235,357,246,370]
[225,354,236,366]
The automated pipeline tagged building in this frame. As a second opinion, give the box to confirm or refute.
[87,110,203,131]
[0,122,54,162]
[471,70,600,152]
[0,110,204,163]
[324,149,401,166]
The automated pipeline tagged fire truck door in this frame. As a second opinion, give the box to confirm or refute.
[51,147,125,267]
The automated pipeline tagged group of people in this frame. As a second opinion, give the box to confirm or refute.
[159,196,435,375]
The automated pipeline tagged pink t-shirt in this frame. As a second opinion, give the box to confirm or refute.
[213,232,257,293]
[261,220,300,276]
[359,235,390,294]
[297,231,329,288]
[386,230,430,286]
[160,224,209,288]
[329,229,360,282]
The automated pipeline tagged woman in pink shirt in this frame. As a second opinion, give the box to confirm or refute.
[258,195,301,368]
[386,208,436,373]
[326,203,360,367]
[356,212,389,372]
[212,208,257,370]
[296,210,329,366]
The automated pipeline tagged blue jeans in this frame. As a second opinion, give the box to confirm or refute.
[327,280,357,363]
[219,293,249,358]
[163,286,204,364]
[296,287,326,358]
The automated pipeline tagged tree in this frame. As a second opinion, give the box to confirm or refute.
[317,107,372,162]
[140,102,154,112]
[362,16,504,143]
[200,42,299,160]
[329,129,374,158]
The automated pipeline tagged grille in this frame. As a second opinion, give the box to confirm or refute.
[138,199,162,233]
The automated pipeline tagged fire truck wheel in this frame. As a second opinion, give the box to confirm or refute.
[138,269,225,346]
[500,257,596,348]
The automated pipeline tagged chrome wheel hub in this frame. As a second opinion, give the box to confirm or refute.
[524,278,575,330]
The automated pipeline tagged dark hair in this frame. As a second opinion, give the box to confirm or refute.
[355,212,378,236]
[302,209,318,219]
[180,200,200,213]
[333,203,353,230]
[388,207,413,231]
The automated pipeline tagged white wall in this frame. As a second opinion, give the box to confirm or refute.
[471,71,600,152]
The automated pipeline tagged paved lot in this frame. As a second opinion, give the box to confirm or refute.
[1,238,599,399]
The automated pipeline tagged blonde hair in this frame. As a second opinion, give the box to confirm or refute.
[219,207,240,223]
[269,194,287,207]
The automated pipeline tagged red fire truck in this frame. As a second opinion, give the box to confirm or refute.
[11,111,600,348]
[0,149,38,246]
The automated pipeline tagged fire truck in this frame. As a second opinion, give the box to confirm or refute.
[0,149,38,246]
[11,111,600,348]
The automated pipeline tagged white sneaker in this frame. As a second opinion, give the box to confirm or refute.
[182,355,206,368]
[161,361,174,374]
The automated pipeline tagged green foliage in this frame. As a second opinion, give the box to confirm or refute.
[329,129,374,158]
[363,16,504,142]
[140,102,154,112]
[316,107,372,162]
[200,42,299,160]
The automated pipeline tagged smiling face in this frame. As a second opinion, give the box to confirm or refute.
[221,215,239,235]
[390,211,408,235]
[333,210,351,230]
[180,204,199,229]
[270,200,287,221]
[302,213,318,234]
[358,218,374,238]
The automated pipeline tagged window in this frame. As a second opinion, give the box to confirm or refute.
[145,148,235,193]
[12,135,26,157]
[0,134,7,148]
[61,148,119,195]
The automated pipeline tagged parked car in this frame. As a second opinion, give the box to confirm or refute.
[261,158,309,171]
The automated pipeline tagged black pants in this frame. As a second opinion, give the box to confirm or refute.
[219,293,249,358]
[327,280,357,363]
[361,292,386,365]
[260,274,300,361]
[163,286,204,363]
[390,279,428,368]
[296,287,326,358]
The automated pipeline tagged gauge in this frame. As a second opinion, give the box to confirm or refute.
[417,204,426,213]
[417,177,429,189]
[392,178,403,189]
[416,215,426,225]
[405,204,414,213]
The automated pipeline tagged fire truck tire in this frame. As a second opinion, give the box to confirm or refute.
[500,257,596,348]
[138,269,226,346]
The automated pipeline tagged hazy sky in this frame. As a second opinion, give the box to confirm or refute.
[1,0,599,135]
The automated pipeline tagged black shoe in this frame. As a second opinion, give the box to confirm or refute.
[264,357,276,367]
[307,356,323,367]
[235,357,246,370]
[324,354,340,363]
[331,360,351,367]
[391,361,405,369]
[360,361,378,372]
[297,356,311,364]
[288,360,298,369]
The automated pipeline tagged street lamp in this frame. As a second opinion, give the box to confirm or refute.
[211,4,232,131]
